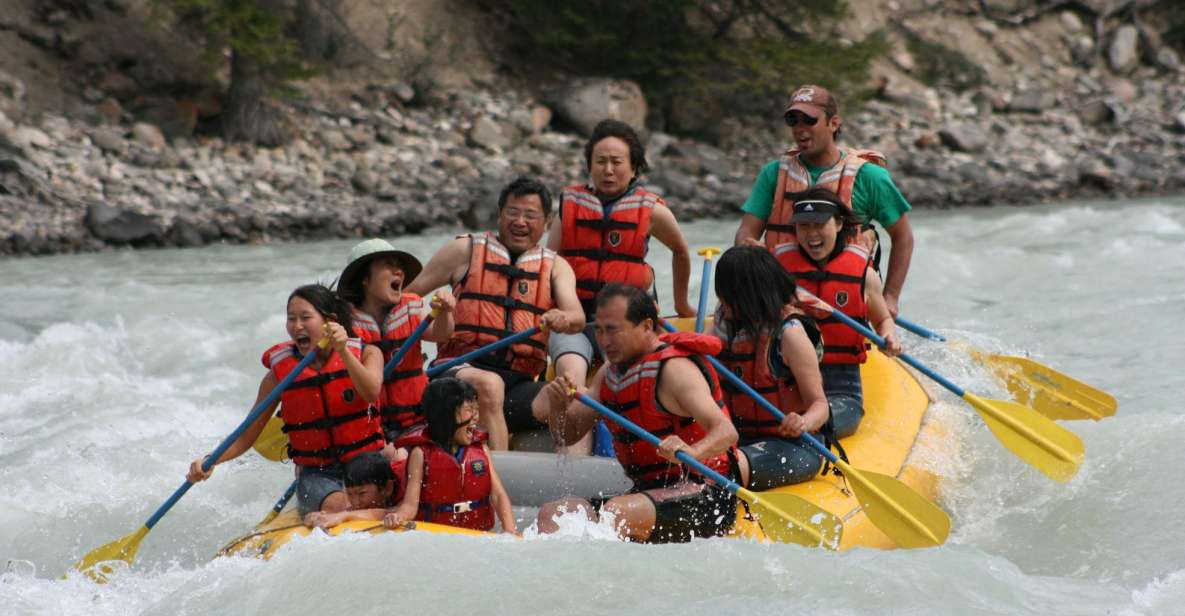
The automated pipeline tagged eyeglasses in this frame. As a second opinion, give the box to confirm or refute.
[784,112,819,127]
[502,208,545,222]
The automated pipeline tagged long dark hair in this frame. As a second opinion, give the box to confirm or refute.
[786,186,862,260]
[288,283,355,337]
[715,246,797,340]
[421,377,478,449]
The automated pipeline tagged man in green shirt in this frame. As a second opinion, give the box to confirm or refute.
[733,85,914,316]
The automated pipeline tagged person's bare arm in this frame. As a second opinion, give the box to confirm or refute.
[384,447,424,527]
[654,358,738,462]
[422,290,456,343]
[733,213,767,247]
[546,210,563,252]
[329,323,383,402]
[778,325,829,437]
[865,269,902,356]
[405,236,469,297]
[541,256,586,334]
[649,205,694,317]
[881,214,914,317]
[484,444,517,534]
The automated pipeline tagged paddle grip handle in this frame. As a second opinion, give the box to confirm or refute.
[145,344,323,529]
[800,291,968,398]
[427,327,542,377]
[895,317,946,342]
[575,393,742,496]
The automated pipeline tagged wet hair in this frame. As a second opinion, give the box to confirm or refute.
[715,246,798,340]
[498,176,553,216]
[422,377,479,449]
[595,283,659,332]
[583,119,649,176]
[288,283,355,336]
[788,186,862,261]
[343,452,397,493]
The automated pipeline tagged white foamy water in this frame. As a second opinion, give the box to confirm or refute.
[2,197,1183,615]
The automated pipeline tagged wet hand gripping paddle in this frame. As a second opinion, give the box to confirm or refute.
[894,317,1116,422]
[72,337,330,582]
[694,247,721,333]
[658,319,949,548]
[805,295,1084,482]
[572,391,843,549]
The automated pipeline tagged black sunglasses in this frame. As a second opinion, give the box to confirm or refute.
[784,112,819,127]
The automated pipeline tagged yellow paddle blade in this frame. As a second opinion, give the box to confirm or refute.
[71,526,148,583]
[972,350,1117,421]
[835,461,950,548]
[737,487,843,549]
[665,316,714,332]
[252,415,289,462]
[965,393,1085,482]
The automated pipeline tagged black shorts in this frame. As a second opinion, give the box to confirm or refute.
[739,437,823,491]
[433,362,547,433]
[592,482,738,544]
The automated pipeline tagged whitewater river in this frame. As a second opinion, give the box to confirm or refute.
[2,198,1183,615]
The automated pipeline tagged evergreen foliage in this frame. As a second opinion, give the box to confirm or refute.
[905,34,985,93]
[170,0,314,86]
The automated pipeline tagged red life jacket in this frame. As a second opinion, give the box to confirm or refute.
[774,243,871,364]
[599,332,734,491]
[400,428,494,531]
[764,148,887,250]
[559,184,657,303]
[717,314,823,438]
[263,340,384,467]
[437,232,554,377]
[350,296,428,431]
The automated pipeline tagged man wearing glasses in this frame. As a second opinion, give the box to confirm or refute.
[732,85,915,317]
[407,177,586,451]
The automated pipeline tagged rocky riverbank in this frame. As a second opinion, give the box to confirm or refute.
[2,4,1185,257]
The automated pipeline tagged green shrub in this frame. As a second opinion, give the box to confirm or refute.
[905,33,986,93]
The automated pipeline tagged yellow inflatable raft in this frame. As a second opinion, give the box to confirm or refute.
[220,323,940,557]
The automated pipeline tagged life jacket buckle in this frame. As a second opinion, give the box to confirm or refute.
[450,501,473,513]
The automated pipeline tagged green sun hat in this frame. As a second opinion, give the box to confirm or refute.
[337,238,423,299]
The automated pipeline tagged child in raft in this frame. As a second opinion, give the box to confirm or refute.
[712,246,830,489]
[302,452,404,529]
[772,187,902,437]
[187,284,386,517]
[383,378,517,534]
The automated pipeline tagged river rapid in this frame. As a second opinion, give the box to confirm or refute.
[2,198,1183,615]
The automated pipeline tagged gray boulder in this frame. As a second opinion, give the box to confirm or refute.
[547,79,647,136]
[468,116,514,151]
[1108,25,1140,74]
[939,123,988,153]
[86,201,165,243]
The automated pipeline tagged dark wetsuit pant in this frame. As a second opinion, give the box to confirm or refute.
[822,363,863,438]
[739,436,824,491]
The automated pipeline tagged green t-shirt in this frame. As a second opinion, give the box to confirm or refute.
[740,154,911,228]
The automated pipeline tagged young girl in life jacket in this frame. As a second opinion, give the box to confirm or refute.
[187,284,385,517]
[382,378,517,534]
[303,452,405,529]
[713,246,830,490]
[772,187,902,437]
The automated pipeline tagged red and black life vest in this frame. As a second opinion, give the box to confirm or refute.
[717,314,823,438]
[764,148,887,250]
[559,184,657,305]
[775,243,871,364]
[263,340,384,467]
[399,428,494,531]
[599,332,734,491]
[437,232,554,377]
[350,296,428,431]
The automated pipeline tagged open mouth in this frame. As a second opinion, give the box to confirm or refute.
[806,239,825,251]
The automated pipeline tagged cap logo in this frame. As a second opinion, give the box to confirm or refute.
[804,204,814,211]
[794,87,817,102]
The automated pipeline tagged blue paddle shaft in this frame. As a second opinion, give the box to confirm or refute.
[809,298,967,398]
[384,315,435,380]
[270,480,299,514]
[145,344,322,529]
[895,317,946,342]
[695,258,712,333]
[427,327,542,377]
[575,393,743,496]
